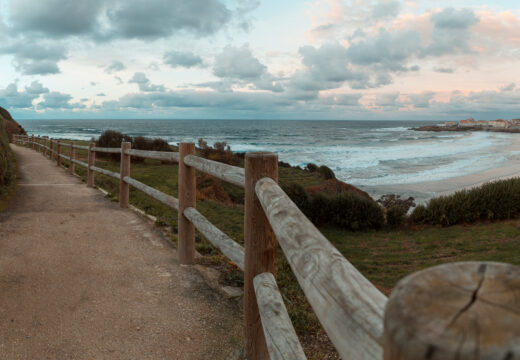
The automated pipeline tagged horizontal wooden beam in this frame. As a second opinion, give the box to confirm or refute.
[123,176,179,211]
[90,165,121,180]
[183,154,245,188]
[124,149,180,162]
[255,177,387,360]
[254,272,307,360]
[183,207,245,270]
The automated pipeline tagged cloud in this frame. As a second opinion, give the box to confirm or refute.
[424,8,480,56]
[106,0,231,40]
[25,81,50,95]
[0,41,67,75]
[105,60,126,74]
[213,44,266,79]
[434,67,455,73]
[129,72,166,92]
[408,91,435,108]
[97,93,107,96]
[8,0,105,37]
[164,50,204,68]
[500,83,515,92]
[0,83,40,108]
[374,91,402,108]
[346,29,422,71]
[372,0,401,20]
[38,91,74,109]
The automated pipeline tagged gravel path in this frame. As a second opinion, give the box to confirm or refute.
[0,145,243,359]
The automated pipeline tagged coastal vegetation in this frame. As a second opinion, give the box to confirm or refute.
[410,177,520,226]
[0,107,25,209]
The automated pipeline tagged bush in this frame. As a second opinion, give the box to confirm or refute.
[318,165,335,180]
[386,205,405,227]
[283,183,384,231]
[96,130,132,161]
[305,163,318,172]
[410,204,427,224]
[415,178,520,226]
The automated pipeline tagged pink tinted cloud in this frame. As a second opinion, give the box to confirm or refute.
[474,10,520,47]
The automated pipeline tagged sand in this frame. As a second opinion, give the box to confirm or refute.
[360,134,520,204]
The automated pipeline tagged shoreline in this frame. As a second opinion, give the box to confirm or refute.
[359,133,520,204]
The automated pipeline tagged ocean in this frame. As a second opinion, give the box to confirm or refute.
[18,119,520,199]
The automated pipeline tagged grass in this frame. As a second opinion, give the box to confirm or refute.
[21,140,520,359]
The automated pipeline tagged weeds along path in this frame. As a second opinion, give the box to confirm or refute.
[0,145,243,359]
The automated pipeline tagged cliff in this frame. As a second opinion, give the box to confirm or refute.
[0,107,18,200]
[0,106,27,142]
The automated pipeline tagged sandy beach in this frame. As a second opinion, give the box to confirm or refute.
[360,134,520,204]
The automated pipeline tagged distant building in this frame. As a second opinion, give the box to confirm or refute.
[459,118,477,127]
[445,121,458,127]
[436,123,446,127]
[489,119,511,128]
[513,119,520,126]
[476,120,489,127]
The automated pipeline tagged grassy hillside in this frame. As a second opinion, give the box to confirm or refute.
[0,108,17,208]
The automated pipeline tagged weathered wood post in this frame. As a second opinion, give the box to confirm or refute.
[119,142,131,208]
[178,142,196,264]
[70,141,75,175]
[45,137,49,157]
[57,140,62,166]
[31,135,35,149]
[37,135,41,153]
[87,142,95,187]
[384,262,520,360]
[50,138,54,160]
[244,152,278,360]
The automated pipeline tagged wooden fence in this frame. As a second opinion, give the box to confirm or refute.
[13,134,520,360]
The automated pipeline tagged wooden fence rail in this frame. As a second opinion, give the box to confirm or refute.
[12,134,520,360]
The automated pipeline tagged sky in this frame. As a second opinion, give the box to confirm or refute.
[0,0,520,120]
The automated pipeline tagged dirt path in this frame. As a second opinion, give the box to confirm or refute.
[0,145,243,359]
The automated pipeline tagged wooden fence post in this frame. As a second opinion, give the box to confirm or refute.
[119,142,131,208]
[178,142,196,265]
[70,142,75,175]
[384,262,520,360]
[244,152,278,360]
[57,140,62,167]
[37,135,41,153]
[87,142,95,187]
[50,138,54,160]
[45,137,49,157]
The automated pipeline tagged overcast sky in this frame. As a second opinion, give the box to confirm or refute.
[1,0,520,120]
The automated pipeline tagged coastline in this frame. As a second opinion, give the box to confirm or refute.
[359,134,520,204]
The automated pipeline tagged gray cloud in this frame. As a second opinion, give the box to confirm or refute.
[500,83,515,92]
[25,81,50,95]
[164,50,204,68]
[213,44,266,79]
[0,83,40,108]
[0,41,67,75]
[434,67,455,73]
[346,29,422,71]
[374,92,402,108]
[38,91,74,109]
[105,60,126,74]
[424,8,479,56]
[107,0,231,40]
[8,0,105,37]
[408,91,436,108]
[372,0,401,20]
[129,72,166,92]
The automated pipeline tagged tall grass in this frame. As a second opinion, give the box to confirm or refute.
[412,178,520,226]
